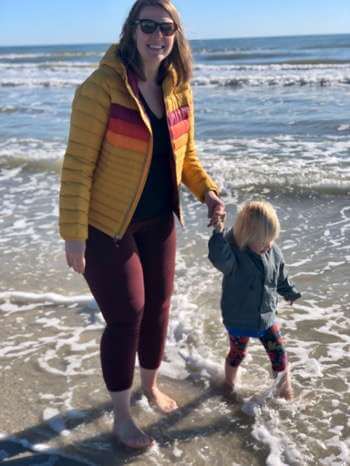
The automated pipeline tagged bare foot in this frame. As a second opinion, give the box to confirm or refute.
[222,380,236,399]
[279,383,294,400]
[143,387,178,413]
[276,371,294,400]
[223,380,235,392]
[113,418,154,449]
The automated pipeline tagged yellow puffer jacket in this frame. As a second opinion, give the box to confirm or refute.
[59,44,219,240]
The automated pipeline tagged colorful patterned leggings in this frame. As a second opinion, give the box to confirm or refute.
[227,323,287,373]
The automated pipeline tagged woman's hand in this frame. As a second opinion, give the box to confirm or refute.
[65,240,86,274]
[204,191,226,227]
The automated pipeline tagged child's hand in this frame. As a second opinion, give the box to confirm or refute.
[205,191,225,227]
[213,213,226,232]
[284,292,301,306]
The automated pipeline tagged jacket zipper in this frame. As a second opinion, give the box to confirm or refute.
[112,79,153,242]
[163,97,183,226]
[113,81,185,241]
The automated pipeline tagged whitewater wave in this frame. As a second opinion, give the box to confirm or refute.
[2,60,349,89]
[0,291,93,306]
[1,135,349,196]
[0,50,103,63]
[0,61,95,70]
[2,75,349,89]
[0,138,64,172]
[199,136,350,196]
[194,63,350,71]
[195,50,350,66]
[0,105,46,114]
[0,79,81,88]
[192,75,350,88]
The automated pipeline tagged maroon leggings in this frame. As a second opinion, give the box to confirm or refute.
[83,213,176,392]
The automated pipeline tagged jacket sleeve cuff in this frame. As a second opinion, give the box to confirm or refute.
[200,184,221,203]
[59,223,88,241]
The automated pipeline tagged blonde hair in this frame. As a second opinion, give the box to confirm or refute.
[233,201,280,249]
[118,0,192,86]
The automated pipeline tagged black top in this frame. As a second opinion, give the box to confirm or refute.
[132,93,174,221]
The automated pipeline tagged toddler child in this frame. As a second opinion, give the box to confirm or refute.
[208,200,301,399]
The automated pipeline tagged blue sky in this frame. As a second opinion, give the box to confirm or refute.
[1,0,349,46]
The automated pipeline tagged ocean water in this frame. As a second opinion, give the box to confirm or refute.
[0,34,349,465]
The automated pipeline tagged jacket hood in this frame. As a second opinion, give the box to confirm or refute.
[99,44,125,77]
[99,43,178,91]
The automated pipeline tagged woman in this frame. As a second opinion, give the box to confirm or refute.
[59,0,224,449]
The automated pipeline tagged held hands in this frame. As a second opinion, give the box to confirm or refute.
[214,215,226,233]
[204,191,226,227]
[65,240,86,274]
[204,191,226,229]
[65,191,225,273]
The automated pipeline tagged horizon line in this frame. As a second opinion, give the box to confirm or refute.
[0,31,349,48]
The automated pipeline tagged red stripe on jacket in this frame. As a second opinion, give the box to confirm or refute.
[108,118,149,141]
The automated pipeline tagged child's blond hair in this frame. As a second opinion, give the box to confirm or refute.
[233,200,280,249]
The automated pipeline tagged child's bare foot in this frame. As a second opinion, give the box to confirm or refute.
[275,370,294,400]
[222,380,237,400]
[279,381,294,400]
[113,418,154,449]
[143,387,178,413]
[223,380,235,392]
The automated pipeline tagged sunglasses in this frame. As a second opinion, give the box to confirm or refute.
[133,19,177,36]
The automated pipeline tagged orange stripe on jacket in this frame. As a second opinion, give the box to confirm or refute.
[108,118,149,142]
[169,119,190,141]
[106,131,148,154]
[173,133,188,151]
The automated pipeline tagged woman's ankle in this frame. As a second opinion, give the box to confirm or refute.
[109,389,133,421]
[140,367,158,394]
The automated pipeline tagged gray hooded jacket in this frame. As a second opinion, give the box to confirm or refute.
[208,229,301,333]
